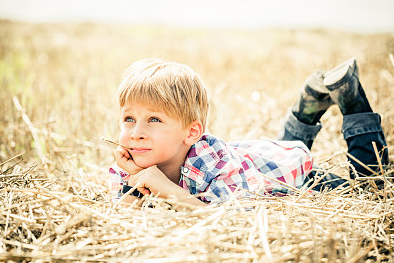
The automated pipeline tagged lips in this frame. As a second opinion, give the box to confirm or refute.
[129,147,151,154]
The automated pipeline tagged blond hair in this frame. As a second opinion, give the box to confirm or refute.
[118,58,209,131]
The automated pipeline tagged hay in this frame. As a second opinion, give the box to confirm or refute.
[1,152,393,262]
[1,21,394,262]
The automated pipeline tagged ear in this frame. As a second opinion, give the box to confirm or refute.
[184,120,203,146]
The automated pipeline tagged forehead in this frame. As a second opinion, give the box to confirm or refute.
[120,101,181,122]
[121,101,163,113]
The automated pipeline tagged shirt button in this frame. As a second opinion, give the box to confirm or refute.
[182,167,189,174]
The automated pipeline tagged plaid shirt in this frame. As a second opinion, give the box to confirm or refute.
[110,134,312,204]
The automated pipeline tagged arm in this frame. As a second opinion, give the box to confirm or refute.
[129,166,207,207]
[109,165,142,205]
[110,146,144,204]
[115,147,206,207]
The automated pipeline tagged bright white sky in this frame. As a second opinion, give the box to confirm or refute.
[0,0,393,33]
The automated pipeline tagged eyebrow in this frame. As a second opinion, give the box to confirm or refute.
[122,106,164,114]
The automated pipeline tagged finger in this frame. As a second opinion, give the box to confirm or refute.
[115,147,132,160]
[140,188,151,196]
[115,153,137,175]
[131,172,151,195]
[122,147,133,159]
[136,182,151,196]
[122,195,141,204]
[114,147,124,160]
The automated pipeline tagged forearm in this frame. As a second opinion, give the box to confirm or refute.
[170,186,208,207]
[116,164,208,207]
[120,185,207,208]
[114,186,143,206]
[122,195,142,205]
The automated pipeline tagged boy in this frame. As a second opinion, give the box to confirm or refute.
[110,57,389,205]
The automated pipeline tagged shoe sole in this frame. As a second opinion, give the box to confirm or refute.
[323,57,358,90]
[304,70,330,98]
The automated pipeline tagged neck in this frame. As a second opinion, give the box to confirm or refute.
[157,164,181,184]
[157,147,189,184]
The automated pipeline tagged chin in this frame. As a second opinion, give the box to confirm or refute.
[133,159,157,169]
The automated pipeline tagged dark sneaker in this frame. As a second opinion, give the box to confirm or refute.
[323,57,372,115]
[292,70,334,125]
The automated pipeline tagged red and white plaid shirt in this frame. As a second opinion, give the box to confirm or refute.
[110,134,312,204]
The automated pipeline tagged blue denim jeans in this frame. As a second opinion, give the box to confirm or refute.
[278,110,389,190]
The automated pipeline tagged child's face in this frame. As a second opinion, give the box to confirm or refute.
[119,101,191,170]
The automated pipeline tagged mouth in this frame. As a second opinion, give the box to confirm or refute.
[129,147,151,154]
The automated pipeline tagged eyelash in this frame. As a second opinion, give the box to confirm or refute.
[124,117,135,123]
[149,117,161,123]
[123,117,161,123]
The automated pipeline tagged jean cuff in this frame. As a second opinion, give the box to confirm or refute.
[342,112,382,140]
[282,110,322,141]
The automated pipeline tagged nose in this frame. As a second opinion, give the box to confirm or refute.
[130,123,147,140]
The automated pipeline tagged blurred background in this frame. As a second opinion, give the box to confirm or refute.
[1,0,393,185]
[1,0,394,33]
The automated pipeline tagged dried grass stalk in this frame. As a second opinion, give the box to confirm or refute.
[1,156,393,262]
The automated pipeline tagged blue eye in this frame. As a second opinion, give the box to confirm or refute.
[124,117,135,123]
[149,117,161,123]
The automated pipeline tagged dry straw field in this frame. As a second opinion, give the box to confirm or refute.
[1,20,394,262]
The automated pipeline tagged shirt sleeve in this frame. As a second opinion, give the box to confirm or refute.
[109,165,130,203]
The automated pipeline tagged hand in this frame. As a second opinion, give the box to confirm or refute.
[129,166,207,207]
[115,146,143,176]
[121,195,142,205]
[128,166,177,197]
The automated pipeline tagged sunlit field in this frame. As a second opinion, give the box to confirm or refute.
[1,20,394,262]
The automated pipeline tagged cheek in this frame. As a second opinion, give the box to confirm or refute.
[119,128,129,144]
